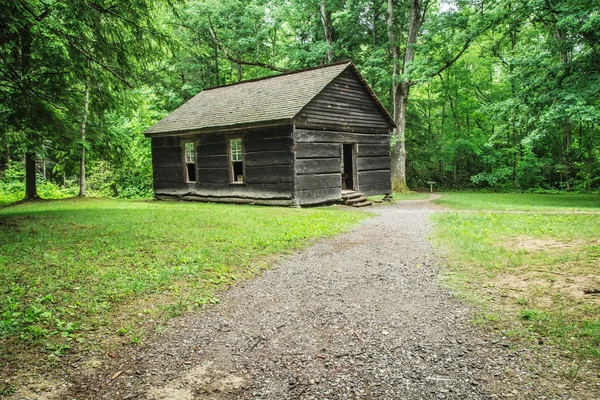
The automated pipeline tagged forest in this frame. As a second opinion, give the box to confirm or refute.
[1,0,599,202]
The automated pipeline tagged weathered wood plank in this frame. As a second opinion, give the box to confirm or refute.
[152,146,182,168]
[245,150,293,167]
[152,136,181,148]
[295,142,340,158]
[197,154,228,168]
[358,143,390,157]
[246,165,294,184]
[153,167,183,183]
[358,169,391,184]
[244,136,293,153]
[196,167,229,183]
[295,129,389,144]
[296,173,340,191]
[357,182,391,197]
[196,142,227,156]
[296,187,341,205]
[197,182,294,195]
[296,158,341,175]
[357,156,390,171]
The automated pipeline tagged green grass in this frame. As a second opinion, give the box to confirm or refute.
[433,192,600,211]
[0,198,366,360]
[433,193,600,362]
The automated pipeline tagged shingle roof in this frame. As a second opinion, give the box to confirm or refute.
[145,61,393,136]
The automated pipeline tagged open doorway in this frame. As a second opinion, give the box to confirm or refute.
[342,143,356,190]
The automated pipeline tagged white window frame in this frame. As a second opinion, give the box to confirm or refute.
[228,138,245,184]
[183,141,196,183]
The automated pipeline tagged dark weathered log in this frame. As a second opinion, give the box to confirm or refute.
[196,142,227,156]
[295,142,340,158]
[296,173,340,191]
[197,154,228,168]
[295,130,389,144]
[153,167,184,183]
[296,187,341,205]
[152,146,183,168]
[244,136,293,153]
[196,167,229,183]
[246,165,294,183]
[357,143,390,157]
[358,182,392,197]
[197,182,293,194]
[152,136,181,148]
[357,156,391,171]
[296,158,341,175]
[358,169,391,184]
[245,150,293,167]
[156,192,296,206]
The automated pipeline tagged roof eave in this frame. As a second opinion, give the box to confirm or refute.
[143,118,294,138]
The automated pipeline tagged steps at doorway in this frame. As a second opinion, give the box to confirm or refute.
[341,190,372,207]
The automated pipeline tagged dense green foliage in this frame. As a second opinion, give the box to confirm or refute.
[1,0,599,198]
[0,198,365,357]
[433,193,600,361]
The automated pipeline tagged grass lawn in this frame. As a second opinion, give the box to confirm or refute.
[432,193,600,368]
[433,192,600,211]
[0,198,366,365]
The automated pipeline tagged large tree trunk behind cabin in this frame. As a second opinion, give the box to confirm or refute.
[25,152,38,200]
[79,83,90,197]
[320,0,333,63]
[391,82,409,192]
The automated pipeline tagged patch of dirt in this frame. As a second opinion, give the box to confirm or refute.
[495,272,600,306]
[503,236,597,252]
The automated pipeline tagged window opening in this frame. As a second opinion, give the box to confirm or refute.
[184,142,196,182]
[229,138,244,183]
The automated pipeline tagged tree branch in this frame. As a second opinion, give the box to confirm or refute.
[177,22,290,73]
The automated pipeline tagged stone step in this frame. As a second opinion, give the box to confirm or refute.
[353,200,373,207]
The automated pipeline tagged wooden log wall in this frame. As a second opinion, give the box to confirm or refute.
[294,68,390,134]
[151,125,296,202]
[294,129,391,204]
[151,136,186,191]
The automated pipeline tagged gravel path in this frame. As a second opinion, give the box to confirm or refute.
[66,199,595,399]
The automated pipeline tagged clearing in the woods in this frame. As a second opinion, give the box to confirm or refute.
[0,193,598,399]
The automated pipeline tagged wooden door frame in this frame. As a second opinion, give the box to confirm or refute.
[341,143,358,191]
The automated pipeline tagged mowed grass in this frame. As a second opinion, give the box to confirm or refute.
[0,198,366,361]
[432,193,600,364]
[433,192,600,211]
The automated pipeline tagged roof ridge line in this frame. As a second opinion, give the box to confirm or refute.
[201,60,352,92]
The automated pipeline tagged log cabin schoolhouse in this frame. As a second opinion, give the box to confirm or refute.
[144,61,396,207]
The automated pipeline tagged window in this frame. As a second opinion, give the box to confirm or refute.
[229,138,244,183]
[183,142,196,182]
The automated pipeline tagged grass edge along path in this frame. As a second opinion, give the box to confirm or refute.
[431,193,600,381]
[0,198,368,374]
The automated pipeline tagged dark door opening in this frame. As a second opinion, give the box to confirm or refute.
[342,144,355,190]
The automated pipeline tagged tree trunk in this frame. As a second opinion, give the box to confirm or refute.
[24,152,38,200]
[389,0,422,192]
[588,123,594,192]
[320,0,333,63]
[79,83,90,197]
